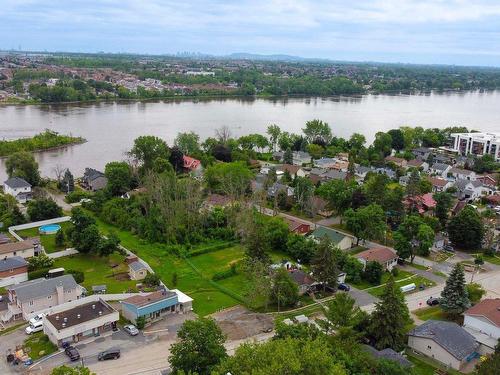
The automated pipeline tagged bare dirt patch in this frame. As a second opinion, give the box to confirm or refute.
[211,306,274,341]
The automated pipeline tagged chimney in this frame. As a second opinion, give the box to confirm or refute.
[98,311,102,316]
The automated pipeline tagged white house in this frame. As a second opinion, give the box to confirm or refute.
[355,247,399,272]
[454,179,490,201]
[448,167,477,181]
[3,177,32,203]
[428,163,452,178]
[463,299,500,354]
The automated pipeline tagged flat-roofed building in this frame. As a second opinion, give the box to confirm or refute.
[449,132,500,161]
[43,299,119,346]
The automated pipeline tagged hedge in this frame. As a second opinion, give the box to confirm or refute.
[186,241,238,258]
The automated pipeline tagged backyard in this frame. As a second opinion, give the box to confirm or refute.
[15,221,72,254]
[52,253,138,293]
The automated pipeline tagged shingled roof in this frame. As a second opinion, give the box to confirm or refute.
[409,320,479,360]
[465,299,500,327]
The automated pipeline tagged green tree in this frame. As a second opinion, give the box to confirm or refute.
[440,263,470,317]
[317,179,355,220]
[267,124,281,151]
[144,273,161,287]
[104,161,132,196]
[169,317,227,375]
[363,261,383,284]
[306,143,324,159]
[434,191,453,228]
[60,169,75,193]
[98,231,121,256]
[311,238,339,291]
[373,132,393,157]
[476,339,500,375]
[447,206,484,250]
[349,133,366,150]
[169,146,185,173]
[286,234,317,263]
[129,135,169,170]
[302,119,332,144]
[283,147,293,164]
[55,229,65,248]
[344,203,386,245]
[364,173,390,205]
[215,337,345,375]
[388,129,405,151]
[27,198,63,221]
[174,131,200,155]
[466,283,486,304]
[320,292,364,336]
[205,162,253,197]
[405,169,421,198]
[369,276,410,351]
[51,366,94,375]
[394,215,434,263]
[294,177,314,213]
[271,268,299,309]
[135,316,146,330]
[5,151,40,186]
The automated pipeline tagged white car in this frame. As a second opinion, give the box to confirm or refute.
[25,320,43,335]
[29,313,45,326]
[123,324,139,336]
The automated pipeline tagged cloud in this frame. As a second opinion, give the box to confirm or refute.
[1,0,500,65]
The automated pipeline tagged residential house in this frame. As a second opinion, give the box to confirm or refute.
[433,153,454,165]
[407,320,479,371]
[121,289,193,325]
[452,201,467,216]
[3,275,83,322]
[322,170,348,182]
[3,177,32,203]
[363,345,413,368]
[203,194,234,210]
[385,156,407,168]
[44,299,119,346]
[373,167,396,179]
[0,256,28,287]
[278,164,307,178]
[0,237,42,259]
[433,233,446,251]
[289,269,316,295]
[314,158,337,169]
[310,227,353,250]
[128,261,148,281]
[355,247,399,272]
[428,177,452,193]
[312,196,332,217]
[485,194,500,207]
[183,155,202,174]
[283,217,311,235]
[428,163,452,178]
[463,299,500,354]
[407,159,429,171]
[454,179,489,201]
[412,147,431,160]
[404,193,436,214]
[82,168,108,191]
[449,167,477,181]
[477,174,497,189]
[354,166,372,181]
[268,182,294,198]
[399,175,410,186]
[292,151,311,166]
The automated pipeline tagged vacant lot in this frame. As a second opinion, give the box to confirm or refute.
[53,253,138,293]
[16,221,72,253]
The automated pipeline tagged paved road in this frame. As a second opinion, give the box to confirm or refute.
[46,191,73,212]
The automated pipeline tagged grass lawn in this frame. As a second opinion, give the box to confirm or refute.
[414,306,448,321]
[52,253,138,293]
[406,350,461,375]
[482,254,500,265]
[408,263,429,271]
[350,269,415,291]
[24,332,58,360]
[16,221,72,253]
[368,275,436,298]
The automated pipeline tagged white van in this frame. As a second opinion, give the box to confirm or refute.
[29,313,45,326]
[25,320,43,335]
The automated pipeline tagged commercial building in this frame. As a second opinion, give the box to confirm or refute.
[43,299,119,346]
[449,132,500,161]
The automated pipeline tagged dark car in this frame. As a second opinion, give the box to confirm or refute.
[426,297,440,306]
[98,349,121,361]
[338,283,350,291]
[64,346,80,361]
[443,244,454,252]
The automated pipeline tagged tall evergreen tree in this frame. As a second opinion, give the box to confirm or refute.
[433,191,453,228]
[283,148,293,164]
[369,276,410,351]
[311,238,340,291]
[440,263,470,317]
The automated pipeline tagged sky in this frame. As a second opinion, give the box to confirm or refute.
[2,0,500,66]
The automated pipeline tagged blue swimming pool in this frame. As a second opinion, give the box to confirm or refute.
[39,224,61,235]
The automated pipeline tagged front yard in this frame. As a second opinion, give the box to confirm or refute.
[16,221,72,253]
[367,274,436,298]
[414,306,448,321]
[52,253,138,293]
[23,332,57,360]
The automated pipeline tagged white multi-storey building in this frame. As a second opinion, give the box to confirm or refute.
[449,132,500,161]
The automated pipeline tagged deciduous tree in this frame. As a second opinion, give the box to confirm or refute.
[6,151,40,186]
[447,206,484,250]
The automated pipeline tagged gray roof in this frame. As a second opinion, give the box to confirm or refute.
[355,166,372,175]
[409,320,479,360]
[322,170,347,181]
[4,177,31,189]
[363,345,413,368]
[310,168,327,176]
[431,163,450,172]
[10,275,78,303]
[84,168,105,181]
[455,179,483,192]
[0,256,28,272]
[129,261,147,272]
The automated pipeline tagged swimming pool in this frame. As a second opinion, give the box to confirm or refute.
[39,224,61,235]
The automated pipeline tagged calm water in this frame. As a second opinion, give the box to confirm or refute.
[1,91,500,180]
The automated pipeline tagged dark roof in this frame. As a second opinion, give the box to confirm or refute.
[363,345,413,367]
[322,170,347,181]
[289,270,315,286]
[46,299,116,330]
[10,274,78,302]
[431,163,450,171]
[0,256,28,272]
[409,320,479,360]
[122,290,177,308]
[4,177,31,189]
[83,168,105,181]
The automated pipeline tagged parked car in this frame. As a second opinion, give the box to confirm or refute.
[123,324,139,336]
[443,244,454,252]
[337,283,350,291]
[29,313,45,326]
[98,349,121,361]
[25,320,43,335]
[65,346,80,361]
[426,297,440,306]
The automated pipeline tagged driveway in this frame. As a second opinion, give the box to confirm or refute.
[0,324,29,375]
[348,287,378,308]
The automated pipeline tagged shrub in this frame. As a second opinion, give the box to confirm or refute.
[67,269,84,284]
[212,264,237,281]
[391,267,399,277]
[55,230,66,248]
[28,268,50,280]
[144,273,160,287]
[136,316,146,330]
[65,190,93,204]
[28,253,54,271]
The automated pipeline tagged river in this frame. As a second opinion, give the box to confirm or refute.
[1,91,500,180]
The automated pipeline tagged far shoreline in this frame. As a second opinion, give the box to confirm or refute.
[0,139,87,159]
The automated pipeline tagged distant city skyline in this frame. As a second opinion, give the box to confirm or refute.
[2,0,500,67]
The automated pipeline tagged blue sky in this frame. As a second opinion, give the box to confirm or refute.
[2,0,500,66]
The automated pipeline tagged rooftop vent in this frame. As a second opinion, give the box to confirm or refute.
[98,311,102,316]
[63,317,68,322]
[77,314,81,319]
[92,304,96,310]
[62,323,66,328]
[55,315,59,321]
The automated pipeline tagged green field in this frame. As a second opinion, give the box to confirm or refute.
[16,221,72,253]
[53,253,138,293]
